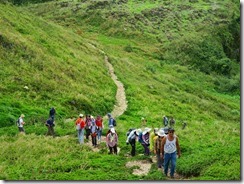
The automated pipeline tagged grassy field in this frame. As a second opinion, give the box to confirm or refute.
[0,0,240,181]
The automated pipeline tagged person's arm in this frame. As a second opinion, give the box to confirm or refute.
[176,137,181,158]
[160,137,166,158]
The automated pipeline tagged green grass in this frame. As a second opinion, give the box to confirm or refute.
[0,0,240,181]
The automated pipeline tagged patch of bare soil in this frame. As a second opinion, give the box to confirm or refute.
[125,160,151,176]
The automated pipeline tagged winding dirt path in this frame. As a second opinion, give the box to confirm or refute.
[103,55,127,118]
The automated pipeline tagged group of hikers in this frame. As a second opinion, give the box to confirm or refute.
[16,109,181,179]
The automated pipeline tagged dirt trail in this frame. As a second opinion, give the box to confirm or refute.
[104,55,127,118]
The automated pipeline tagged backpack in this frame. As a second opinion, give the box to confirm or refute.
[126,128,135,137]
[16,118,20,126]
[138,132,143,143]
[112,118,116,126]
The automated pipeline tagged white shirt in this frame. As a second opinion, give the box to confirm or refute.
[164,135,177,153]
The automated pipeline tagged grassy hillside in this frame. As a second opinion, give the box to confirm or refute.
[0,0,240,181]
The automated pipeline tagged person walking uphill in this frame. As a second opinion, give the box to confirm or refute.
[161,127,181,178]
[107,113,116,128]
[126,128,142,156]
[45,117,55,137]
[106,127,118,154]
[140,127,151,156]
[154,129,166,169]
[17,114,26,133]
[95,115,103,142]
[75,114,86,144]
[49,107,56,120]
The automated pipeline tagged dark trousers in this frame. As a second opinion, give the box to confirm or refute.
[142,143,150,156]
[129,139,136,156]
[85,128,91,139]
[109,145,117,154]
[91,133,97,146]
[46,126,55,137]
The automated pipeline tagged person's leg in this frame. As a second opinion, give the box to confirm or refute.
[156,152,161,168]
[109,146,113,154]
[114,145,118,154]
[164,153,170,176]
[80,129,84,144]
[130,139,136,156]
[170,152,177,178]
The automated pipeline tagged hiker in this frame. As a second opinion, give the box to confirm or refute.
[150,127,158,153]
[90,116,98,147]
[169,116,175,127]
[126,128,142,156]
[141,117,147,127]
[85,115,92,140]
[107,113,116,128]
[49,107,56,120]
[45,117,55,137]
[154,129,166,169]
[161,127,181,178]
[95,115,103,142]
[75,114,86,144]
[140,127,151,156]
[163,115,168,127]
[17,114,25,133]
[106,127,118,154]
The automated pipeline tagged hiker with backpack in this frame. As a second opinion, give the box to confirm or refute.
[75,114,86,144]
[169,116,175,127]
[17,114,25,133]
[95,115,103,142]
[126,128,142,156]
[106,127,118,155]
[85,115,92,140]
[49,107,56,120]
[107,113,116,128]
[154,129,166,169]
[139,127,151,156]
[45,117,55,137]
[160,127,181,178]
[90,116,98,147]
[163,115,168,127]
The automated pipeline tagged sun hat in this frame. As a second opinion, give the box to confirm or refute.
[141,117,145,120]
[157,129,165,137]
[79,114,84,117]
[143,127,151,135]
[111,128,115,133]
[21,114,25,118]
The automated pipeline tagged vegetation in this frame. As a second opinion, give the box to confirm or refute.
[0,0,240,181]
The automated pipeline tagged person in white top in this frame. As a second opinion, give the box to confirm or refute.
[160,127,181,178]
[18,114,25,133]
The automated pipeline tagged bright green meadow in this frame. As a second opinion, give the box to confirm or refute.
[0,0,240,181]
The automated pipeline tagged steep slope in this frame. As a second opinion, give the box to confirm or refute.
[0,3,117,127]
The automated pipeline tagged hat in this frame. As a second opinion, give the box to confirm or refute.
[157,129,165,137]
[91,115,94,119]
[79,114,84,117]
[107,113,111,117]
[135,128,142,136]
[141,117,145,120]
[143,127,151,135]
[21,114,25,118]
[111,128,115,133]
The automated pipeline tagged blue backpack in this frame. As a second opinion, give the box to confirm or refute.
[138,132,143,143]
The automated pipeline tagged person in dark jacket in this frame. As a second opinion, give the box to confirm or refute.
[126,128,142,156]
[46,118,55,137]
[49,107,56,120]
